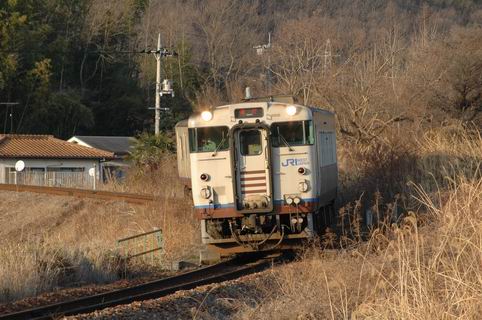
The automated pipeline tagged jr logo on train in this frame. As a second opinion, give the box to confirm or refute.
[281,158,309,167]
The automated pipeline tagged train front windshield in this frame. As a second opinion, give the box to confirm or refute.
[271,120,314,147]
[189,126,229,153]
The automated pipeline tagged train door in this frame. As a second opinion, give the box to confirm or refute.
[233,127,272,212]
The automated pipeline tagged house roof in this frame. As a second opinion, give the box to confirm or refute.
[68,136,137,155]
[0,134,114,159]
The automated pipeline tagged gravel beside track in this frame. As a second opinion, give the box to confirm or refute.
[0,272,175,315]
[0,254,283,320]
[68,269,273,320]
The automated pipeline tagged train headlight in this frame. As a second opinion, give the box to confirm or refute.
[200,173,210,181]
[298,181,309,192]
[200,187,211,199]
[298,167,306,175]
[201,110,213,121]
[293,197,301,205]
[286,197,293,205]
[286,105,297,116]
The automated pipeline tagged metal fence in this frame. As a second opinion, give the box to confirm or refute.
[5,170,95,189]
[116,229,163,264]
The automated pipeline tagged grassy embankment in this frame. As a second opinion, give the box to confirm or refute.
[0,154,199,303]
[1,126,480,319]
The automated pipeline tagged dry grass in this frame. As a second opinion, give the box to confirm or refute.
[0,154,199,303]
[1,127,480,317]
[235,182,481,320]
[416,126,482,192]
[233,126,481,320]
[356,178,482,319]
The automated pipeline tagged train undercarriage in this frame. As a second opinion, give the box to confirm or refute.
[201,203,336,259]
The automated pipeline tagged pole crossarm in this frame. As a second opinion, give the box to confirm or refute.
[144,48,177,58]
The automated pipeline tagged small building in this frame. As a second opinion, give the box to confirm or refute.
[67,136,136,159]
[67,136,137,180]
[0,134,114,187]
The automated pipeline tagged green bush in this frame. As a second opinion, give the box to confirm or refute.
[129,132,174,170]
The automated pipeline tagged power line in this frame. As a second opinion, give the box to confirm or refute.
[0,48,178,55]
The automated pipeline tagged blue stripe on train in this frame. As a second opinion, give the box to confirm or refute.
[194,203,235,209]
[273,198,319,205]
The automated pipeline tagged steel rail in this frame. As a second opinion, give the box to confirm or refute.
[0,184,155,204]
[0,254,284,320]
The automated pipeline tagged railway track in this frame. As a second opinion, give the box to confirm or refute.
[0,184,154,205]
[0,253,286,320]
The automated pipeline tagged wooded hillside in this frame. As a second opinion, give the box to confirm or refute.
[0,0,480,138]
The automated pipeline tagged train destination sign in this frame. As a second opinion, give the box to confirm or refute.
[235,108,264,118]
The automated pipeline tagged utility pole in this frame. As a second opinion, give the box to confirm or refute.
[323,39,332,75]
[1,102,19,134]
[146,33,176,136]
[322,39,338,76]
[254,32,272,96]
[154,34,162,136]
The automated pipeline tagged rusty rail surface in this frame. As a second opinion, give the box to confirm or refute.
[0,184,155,204]
[0,253,288,320]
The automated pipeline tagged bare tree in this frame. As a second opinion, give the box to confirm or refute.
[189,0,262,91]
[405,26,482,127]
[430,27,482,125]
[79,0,135,92]
[270,17,327,104]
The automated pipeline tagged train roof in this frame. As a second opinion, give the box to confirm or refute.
[175,119,188,128]
[175,101,334,129]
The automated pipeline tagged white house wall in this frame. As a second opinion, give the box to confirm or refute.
[0,159,102,184]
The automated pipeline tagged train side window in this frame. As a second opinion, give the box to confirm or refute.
[189,126,229,153]
[305,120,315,144]
[189,128,197,152]
[240,130,262,155]
[271,120,313,147]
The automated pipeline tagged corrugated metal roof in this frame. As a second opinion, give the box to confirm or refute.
[0,135,114,159]
[69,136,136,155]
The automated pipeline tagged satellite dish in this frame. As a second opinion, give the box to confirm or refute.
[15,160,25,172]
[88,168,96,177]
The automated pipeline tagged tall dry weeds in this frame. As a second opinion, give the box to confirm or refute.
[355,177,482,319]
[0,155,198,303]
[235,177,481,320]
[236,126,481,319]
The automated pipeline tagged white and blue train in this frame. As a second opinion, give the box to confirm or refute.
[176,96,338,256]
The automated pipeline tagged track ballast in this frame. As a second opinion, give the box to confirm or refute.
[0,253,287,320]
